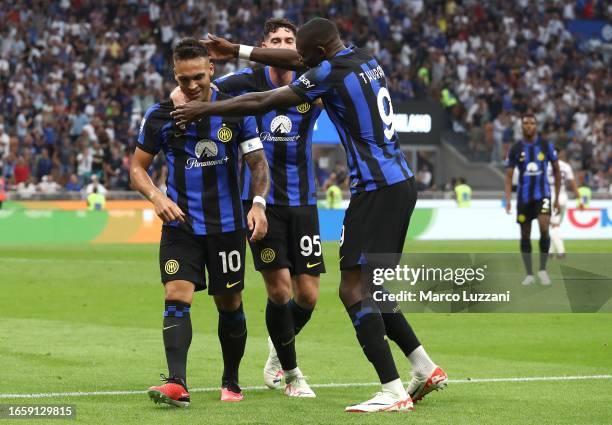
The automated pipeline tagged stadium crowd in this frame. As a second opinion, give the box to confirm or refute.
[0,0,610,195]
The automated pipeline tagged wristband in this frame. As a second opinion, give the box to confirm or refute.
[253,195,266,209]
[238,44,254,60]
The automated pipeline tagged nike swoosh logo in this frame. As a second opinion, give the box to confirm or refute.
[281,336,295,346]
[226,281,241,288]
[163,324,180,331]
[306,262,321,269]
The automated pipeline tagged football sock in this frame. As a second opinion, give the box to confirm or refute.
[163,300,192,385]
[407,345,436,377]
[382,378,408,396]
[550,226,565,254]
[539,235,551,270]
[520,238,533,275]
[266,299,297,371]
[217,303,247,385]
[347,298,399,384]
[288,298,314,335]
[377,295,421,356]
[284,367,303,383]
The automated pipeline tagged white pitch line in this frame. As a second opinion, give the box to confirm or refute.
[1,375,611,399]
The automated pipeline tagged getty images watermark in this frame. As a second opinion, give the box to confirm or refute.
[362,254,612,313]
[371,264,511,303]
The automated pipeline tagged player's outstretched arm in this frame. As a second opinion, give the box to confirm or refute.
[504,168,514,214]
[130,148,185,223]
[203,34,306,71]
[171,86,303,127]
[243,150,269,242]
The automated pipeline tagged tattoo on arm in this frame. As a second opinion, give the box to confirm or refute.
[244,150,269,198]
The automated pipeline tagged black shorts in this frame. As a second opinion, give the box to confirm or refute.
[243,201,325,276]
[340,178,417,270]
[517,197,551,224]
[159,225,246,295]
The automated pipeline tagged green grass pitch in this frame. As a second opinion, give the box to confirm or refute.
[1,240,611,424]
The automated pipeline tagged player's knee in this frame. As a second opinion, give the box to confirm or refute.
[295,289,318,309]
[267,283,291,305]
[164,281,194,303]
[214,292,243,312]
[295,276,319,308]
[520,238,532,253]
[338,280,360,306]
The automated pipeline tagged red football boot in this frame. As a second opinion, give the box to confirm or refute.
[147,374,190,407]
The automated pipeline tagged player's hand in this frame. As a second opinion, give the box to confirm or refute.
[170,87,188,106]
[553,199,560,214]
[247,204,267,242]
[505,201,511,215]
[171,100,208,128]
[201,34,239,61]
[578,202,584,211]
[151,193,186,224]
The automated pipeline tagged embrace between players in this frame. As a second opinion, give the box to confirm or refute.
[130,17,447,413]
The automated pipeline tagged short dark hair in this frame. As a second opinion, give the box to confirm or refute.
[263,18,297,39]
[173,38,209,62]
[521,112,537,122]
[297,18,340,46]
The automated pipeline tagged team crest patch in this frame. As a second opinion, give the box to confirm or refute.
[217,125,233,142]
[296,102,311,113]
[165,259,180,275]
[260,248,276,263]
[537,152,545,161]
[195,139,218,158]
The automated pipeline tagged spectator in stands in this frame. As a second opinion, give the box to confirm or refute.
[0,0,608,193]
[38,175,61,195]
[85,175,108,197]
[65,174,82,192]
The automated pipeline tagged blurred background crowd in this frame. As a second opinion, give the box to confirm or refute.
[0,0,610,196]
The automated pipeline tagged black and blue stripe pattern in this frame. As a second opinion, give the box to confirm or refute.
[289,46,413,195]
[215,67,321,206]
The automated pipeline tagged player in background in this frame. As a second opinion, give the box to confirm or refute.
[171,18,447,413]
[505,114,560,286]
[172,18,322,398]
[547,149,582,258]
[130,39,269,407]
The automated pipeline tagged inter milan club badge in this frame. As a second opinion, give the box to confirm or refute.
[296,102,311,113]
[217,125,233,143]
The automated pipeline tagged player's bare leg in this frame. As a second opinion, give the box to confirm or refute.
[340,267,414,412]
[262,268,315,397]
[148,280,194,407]
[536,214,552,285]
[214,292,247,401]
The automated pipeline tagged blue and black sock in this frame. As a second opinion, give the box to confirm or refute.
[347,297,399,384]
[377,296,421,357]
[288,298,314,335]
[266,299,297,370]
[218,303,247,386]
[163,300,192,385]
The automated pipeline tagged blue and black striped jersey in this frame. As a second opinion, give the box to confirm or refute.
[289,46,413,195]
[214,66,321,206]
[506,138,558,204]
[137,92,263,235]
